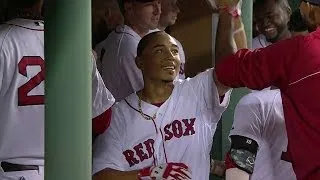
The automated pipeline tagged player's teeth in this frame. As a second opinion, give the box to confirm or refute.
[265,28,274,31]
[164,66,174,70]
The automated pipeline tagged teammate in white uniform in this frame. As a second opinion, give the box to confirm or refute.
[95,0,161,102]
[225,90,296,180]
[0,1,115,179]
[92,31,231,180]
[250,0,291,93]
[251,0,291,50]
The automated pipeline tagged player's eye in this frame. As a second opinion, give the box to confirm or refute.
[155,49,163,54]
[171,49,179,55]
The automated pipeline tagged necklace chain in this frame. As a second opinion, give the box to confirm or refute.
[138,93,157,121]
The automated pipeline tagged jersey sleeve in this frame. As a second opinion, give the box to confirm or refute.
[229,93,263,145]
[94,42,104,73]
[0,46,3,91]
[120,42,144,93]
[185,68,231,116]
[216,36,302,90]
[92,107,128,174]
[92,54,115,118]
[176,39,186,79]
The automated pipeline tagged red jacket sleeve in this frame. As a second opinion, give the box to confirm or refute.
[215,36,302,90]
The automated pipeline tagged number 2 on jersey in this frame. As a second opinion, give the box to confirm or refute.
[18,56,45,106]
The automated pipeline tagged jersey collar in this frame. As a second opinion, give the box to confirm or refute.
[114,24,141,40]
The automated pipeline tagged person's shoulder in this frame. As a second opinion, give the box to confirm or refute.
[252,34,269,49]
[0,24,12,43]
[238,90,280,107]
[299,28,320,46]
[178,68,213,83]
[112,93,137,110]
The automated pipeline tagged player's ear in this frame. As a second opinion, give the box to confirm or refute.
[104,8,112,20]
[135,56,144,71]
[124,2,133,13]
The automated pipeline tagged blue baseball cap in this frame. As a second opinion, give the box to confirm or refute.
[303,0,320,6]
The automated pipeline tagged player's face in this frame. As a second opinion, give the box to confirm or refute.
[159,0,180,27]
[254,1,290,43]
[140,33,181,82]
[132,0,161,30]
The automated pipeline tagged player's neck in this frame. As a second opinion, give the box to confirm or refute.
[278,28,291,41]
[157,24,167,31]
[8,8,43,20]
[140,80,174,104]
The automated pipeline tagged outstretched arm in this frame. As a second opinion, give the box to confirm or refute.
[214,0,300,90]
[213,0,246,96]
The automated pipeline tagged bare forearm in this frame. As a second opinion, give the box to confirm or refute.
[226,168,249,180]
[93,168,139,180]
[215,12,237,65]
[233,18,247,49]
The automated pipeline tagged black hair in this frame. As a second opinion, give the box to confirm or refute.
[288,9,309,32]
[137,31,168,57]
[7,0,39,9]
[6,0,42,20]
[254,0,291,13]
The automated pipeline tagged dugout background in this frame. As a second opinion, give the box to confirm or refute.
[0,0,301,179]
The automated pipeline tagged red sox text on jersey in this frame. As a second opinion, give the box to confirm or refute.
[122,118,196,167]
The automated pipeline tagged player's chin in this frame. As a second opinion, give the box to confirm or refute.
[163,75,177,82]
[149,21,160,29]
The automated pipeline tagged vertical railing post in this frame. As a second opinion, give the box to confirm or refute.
[45,0,92,179]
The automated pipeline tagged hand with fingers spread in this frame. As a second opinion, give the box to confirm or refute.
[138,162,192,180]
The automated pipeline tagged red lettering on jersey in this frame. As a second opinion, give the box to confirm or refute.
[123,139,155,167]
[123,150,139,167]
[182,118,196,136]
[164,123,174,141]
[18,56,45,106]
[172,120,183,138]
[134,143,148,162]
[164,118,196,141]
[144,139,155,158]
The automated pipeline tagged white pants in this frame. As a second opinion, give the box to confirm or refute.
[0,165,44,180]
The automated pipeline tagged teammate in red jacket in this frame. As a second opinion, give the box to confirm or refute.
[215,0,320,179]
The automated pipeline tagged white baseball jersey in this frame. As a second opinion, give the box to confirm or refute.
[95,24,186,102]
[252,34,272,49]
[93,68,231,180]
[230,90,296,180]
[0,19,114,167]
